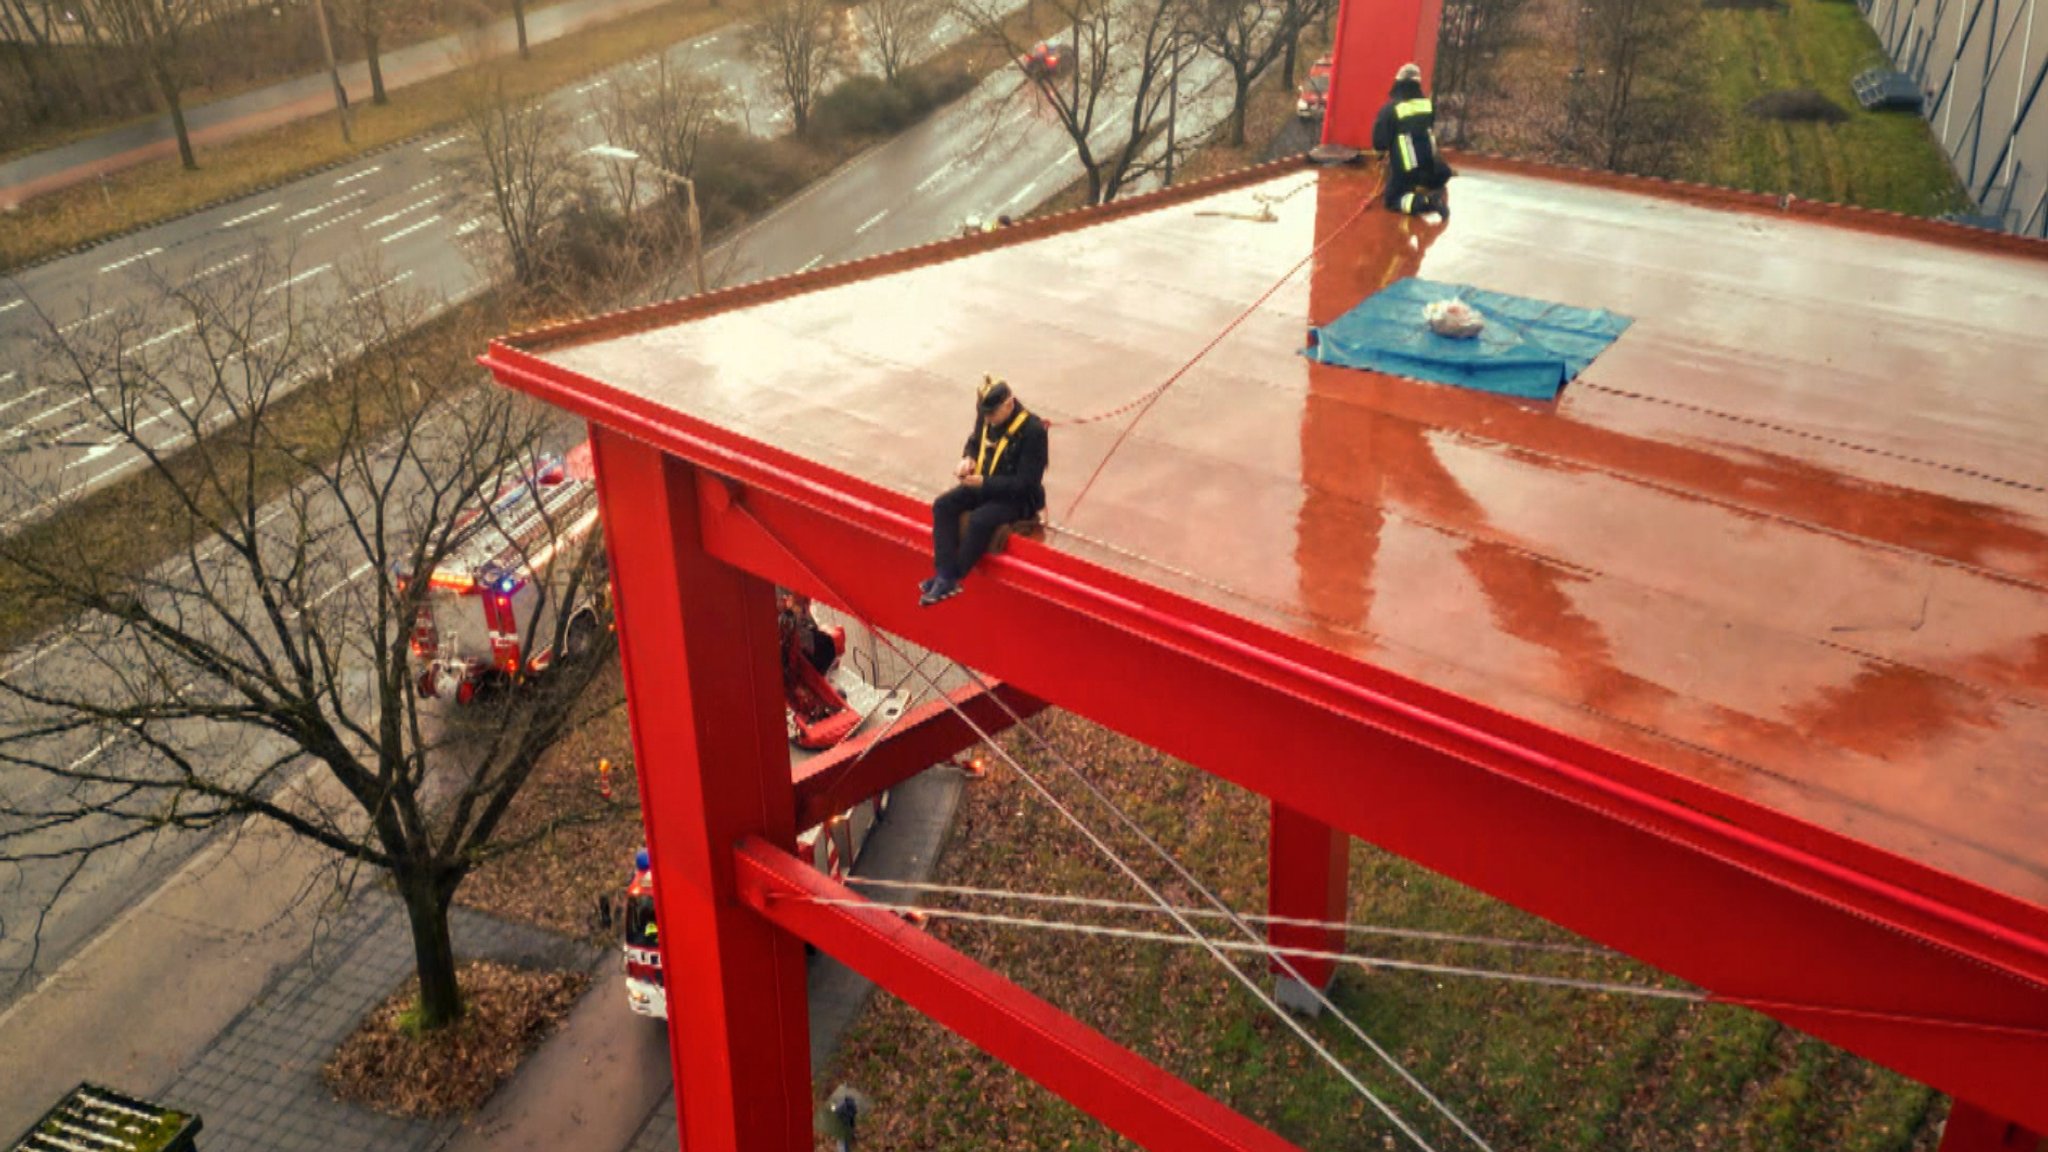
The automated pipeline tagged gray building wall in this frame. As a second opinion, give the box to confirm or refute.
[1865,0,2048,234]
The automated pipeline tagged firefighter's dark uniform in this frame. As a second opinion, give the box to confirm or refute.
[1372,76,1451,216]
[931,402,1047,584]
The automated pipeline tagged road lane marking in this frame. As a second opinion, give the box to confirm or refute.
[58,309,110,335]
[194,254,251,279]
[335,165,382,186]
[5,392,88,436]
[136,322,195,351]
[287,189,366,222]
[219,204,279,228]
[348,271,414,302]
[303,207,363,235]
[855,209,888,234]
[0,299,22,314]
[379,216,441,244]
[98,247,162,275]
[799,255,824,272]
[0,386,45,417]
[455,216,489,236]
[406,177,442,193]
[422,135,463,153]
[365,197,437,228]
[916,159,959,192]
[264,264,332,296]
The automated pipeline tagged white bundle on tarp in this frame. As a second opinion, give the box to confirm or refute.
[1424,298,1485,339]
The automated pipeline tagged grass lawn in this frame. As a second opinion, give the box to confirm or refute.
[0,0,746,273]
[1691,0,1968,213]
[821,714,1946,1152]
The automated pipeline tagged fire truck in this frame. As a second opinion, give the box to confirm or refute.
[404,449,605,703]
[623,598,906,1020]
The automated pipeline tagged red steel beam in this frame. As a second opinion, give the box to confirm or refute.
[485,353,2048,1133]
[730,834,1304,1152]
[792,679,1045,830]
[588,434,813,1152]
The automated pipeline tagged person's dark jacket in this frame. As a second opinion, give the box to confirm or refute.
[960,407,1048,516]
[1371,78,1426,153]
[1372,78,1450,188]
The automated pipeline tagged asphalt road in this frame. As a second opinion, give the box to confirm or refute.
[0,17,1238,1012]
[0,2,1040,534]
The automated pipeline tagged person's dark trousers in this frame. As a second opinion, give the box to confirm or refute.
[932,486,1027,581]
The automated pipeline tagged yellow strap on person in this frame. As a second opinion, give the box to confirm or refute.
[1394,98,1433,120]
[977,408,1031,476]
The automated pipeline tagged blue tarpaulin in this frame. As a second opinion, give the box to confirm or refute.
[1304,277,1633,401]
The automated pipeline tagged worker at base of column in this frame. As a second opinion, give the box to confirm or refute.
[920,376,1047,607]
[1372,62,1453,218]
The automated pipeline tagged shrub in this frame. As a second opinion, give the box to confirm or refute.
[809,64,979,140]
[1745,88,1851,122]
[691,127,817,227]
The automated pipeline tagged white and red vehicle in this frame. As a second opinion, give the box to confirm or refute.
[623,796,889,1020]
[624,601,906,1019]
[404,450,604,703]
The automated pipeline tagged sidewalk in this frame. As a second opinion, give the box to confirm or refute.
[0,0,673,210]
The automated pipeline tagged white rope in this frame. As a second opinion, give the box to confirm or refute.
[734,507,1450,1152]
[844,878,1618,958]
[795,897,1705,1002]
[954,664,1497,1152]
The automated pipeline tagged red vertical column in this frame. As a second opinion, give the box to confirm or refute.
[1940,1102,2046,1152]
[1268,803,1349,1011]
[1321,0,1446,150]
[591,427,812,1152]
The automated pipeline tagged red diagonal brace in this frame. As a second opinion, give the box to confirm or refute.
[792,679,1045,830]
[731,835,1304,1152]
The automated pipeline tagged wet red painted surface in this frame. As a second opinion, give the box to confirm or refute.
[532,162,2048,913]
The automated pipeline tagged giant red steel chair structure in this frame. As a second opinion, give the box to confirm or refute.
[479,0,2048,1144]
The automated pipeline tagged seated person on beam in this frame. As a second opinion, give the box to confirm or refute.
[920,375,1048,607]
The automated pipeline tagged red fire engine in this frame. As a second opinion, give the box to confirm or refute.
[404,450,604,702]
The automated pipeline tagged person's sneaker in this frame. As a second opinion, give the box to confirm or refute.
[918,576,963,607]
[918,575,940,596]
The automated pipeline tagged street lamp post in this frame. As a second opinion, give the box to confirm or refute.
[586,144,705,295]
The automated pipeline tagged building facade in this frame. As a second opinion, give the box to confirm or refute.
[1866,0,2048,234]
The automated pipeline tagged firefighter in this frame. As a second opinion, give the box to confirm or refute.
[920,376,1048,606]
[1372,62,1452,218]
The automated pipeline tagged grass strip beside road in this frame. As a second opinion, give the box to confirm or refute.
[1690,0,1967,214]
[0,0,743,274]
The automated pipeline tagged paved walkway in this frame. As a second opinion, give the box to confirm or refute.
[162,892,600,1152]
[0,0,673,209]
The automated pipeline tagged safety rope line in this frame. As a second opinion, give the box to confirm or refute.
[794,898,1705,1002]
[952,663,1497,1152]
[843,877,1619,957]
[732,503,1455,1152]
[1057,172,1387,523]
[1574,381,2048,496]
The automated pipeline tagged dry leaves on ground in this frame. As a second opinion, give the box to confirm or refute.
[324,960,590,1118]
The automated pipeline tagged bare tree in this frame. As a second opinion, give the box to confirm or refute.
[1186,0,1315,147]
[446,69,591,286]
[96,0,204,169]
[1432,0,1530,144]
[749,0,853,133]
[346,0,391,104]
[1568,0,1714,174]
[956,0,1186,204]
[0,252,618,1030]
[856,0,941,85]
[592,59,728,220]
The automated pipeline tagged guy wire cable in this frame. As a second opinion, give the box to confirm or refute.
[735,504,1455,1152]
[796,899,1706,1002]
[954,661,1497,1152]
[844,877,1623,958]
